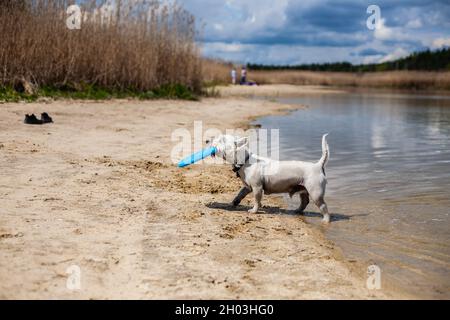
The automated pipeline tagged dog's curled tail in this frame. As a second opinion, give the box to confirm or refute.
[317,133,330,171]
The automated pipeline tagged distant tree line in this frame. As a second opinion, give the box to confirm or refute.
[248,48,450,72]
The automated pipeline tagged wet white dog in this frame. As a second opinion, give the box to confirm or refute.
[210,134,331,223]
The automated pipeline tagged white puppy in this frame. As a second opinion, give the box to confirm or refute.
[210,134,331,223]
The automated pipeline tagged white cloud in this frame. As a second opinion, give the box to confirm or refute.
[379,48,409,63]
[186,0,289,42]
[182,0,450,64]
[362,55,383,64]
[406,18,422,29]
[374,18,396,41]
[202,42,353,65]
[203,42,250,54]
[213,23,224,31]
[373,18,422,46]
[431,38,450,49]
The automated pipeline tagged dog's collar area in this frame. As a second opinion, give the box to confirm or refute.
[232,164,243,178]
[232,151,250,176]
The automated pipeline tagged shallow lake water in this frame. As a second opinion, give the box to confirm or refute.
[255,91,450,298]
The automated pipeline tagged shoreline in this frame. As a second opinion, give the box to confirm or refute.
[215,84,450,99]
[0,88,408,299]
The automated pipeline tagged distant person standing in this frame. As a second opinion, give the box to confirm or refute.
[240,67,247,84]
[231,68,237,85]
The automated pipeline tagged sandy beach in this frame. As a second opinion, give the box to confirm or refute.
[0,90,405,299]
[215,84,344,98]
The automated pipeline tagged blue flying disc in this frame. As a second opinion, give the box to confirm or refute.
[178,147,217,168]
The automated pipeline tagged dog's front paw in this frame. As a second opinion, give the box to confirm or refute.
[248,208,259,214]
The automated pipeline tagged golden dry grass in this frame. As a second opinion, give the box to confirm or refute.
[0,1,202,93]
[249,70,450,90]
[202,59,234,85]
[200,59,450,91]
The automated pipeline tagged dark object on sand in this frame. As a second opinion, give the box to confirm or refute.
[41,112,53,123]
[24,114,43,125]
[240,81,258,86]
[24,112,53,125]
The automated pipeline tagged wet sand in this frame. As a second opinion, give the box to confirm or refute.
[0,90,407,299]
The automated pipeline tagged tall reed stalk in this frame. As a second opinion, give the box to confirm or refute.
[0,0,202,93]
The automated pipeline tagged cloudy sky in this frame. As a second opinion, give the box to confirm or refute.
[182,0,450,65]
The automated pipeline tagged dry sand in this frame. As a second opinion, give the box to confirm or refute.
[0,92,403,299]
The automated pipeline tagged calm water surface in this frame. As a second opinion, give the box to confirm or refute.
[256,92,450,298]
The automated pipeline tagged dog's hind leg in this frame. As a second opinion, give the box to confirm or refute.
[248,186,263,214]
[232,186,252,207]
[297,190,310,214]
[290,185,309,214]
[307,177,330,223]
[313,197,330,223]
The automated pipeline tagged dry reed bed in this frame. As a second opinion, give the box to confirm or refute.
[0,0,202,93]
[202,59,234,85]
[201,61,450,90]
[249,70,450,90]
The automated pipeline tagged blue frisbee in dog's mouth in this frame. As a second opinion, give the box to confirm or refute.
[178,147,217,168]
